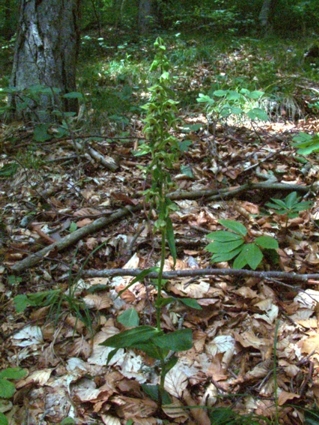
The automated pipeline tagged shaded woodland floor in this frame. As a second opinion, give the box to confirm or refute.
[1,33,319,424]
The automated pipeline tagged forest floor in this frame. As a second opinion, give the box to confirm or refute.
[1,32,319,425]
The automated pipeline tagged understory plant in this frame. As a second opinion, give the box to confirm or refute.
[197,88,268,129]
[101,37,198,405]
[265,191,313,230]
[206,219,278,270]
[0,367,27,425]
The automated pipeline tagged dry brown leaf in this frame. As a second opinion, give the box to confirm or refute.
[83,293,112,310]
[278,390,300,405]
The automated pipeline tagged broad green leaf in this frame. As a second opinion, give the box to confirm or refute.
[247,108,269,121]
[166,216,177,265]
[69,222,77,233]
[243,243,263,270]
[153,329,192,352]
[180,164,194,178]
[207,231,243,242]
[205,239,244,253]
[179,298,202,310]
[178,140,192,152]
[60,418,76,425]
[213,89,227,97]
[255,236,278,250]
[161,355,178,380]
[0,163,19,178]
[13,295,32,313]
[232,248,248,269]
[229,106,243,115]
[63,91,84,100]
[101,326,161,348]
[294,201,312,211]
[155,297,175,308]
[33,124,51,142]
[226,91,241,101]
[247,90,265,99]
[0,368,27,380]
[218,219,247,236]
[0,379,16,398]
[211,246,243,262]
[132,341,168,359]
[284,191,298,208]
[0,412,8,425]
[117,308,139,327]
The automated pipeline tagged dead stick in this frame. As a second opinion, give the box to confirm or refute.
[81,267,319,283]
[10,205,141,274]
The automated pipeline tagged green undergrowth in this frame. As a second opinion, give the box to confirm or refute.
[75,32,319,128]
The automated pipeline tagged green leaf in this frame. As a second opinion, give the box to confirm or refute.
[285,191,298,208]
[241,243,263,270]
[101,326,161,348]
[155,297,175,308]
[117,308,139,327]
[63,91,84,100]
[179,298,202,310]
[247,107,269,121]
[232,249,248,269]
[0,378,16,398]
[178,140,192,152]
[133,341,168,359]
[0,412,8,425]
[142,384,171,404]
[207,231,243,242]
[166,216,177,265]
[60,418,76,425]
[254,236,278,250]
[0,163,19,178]
[205,239,244,253]
[180,164,194,178]
[213,89,228,97]
[211,246,243,262]
[130,267,157,285]
[69,222,77,233]
[218,219,247,236]
[33,124,51,142]
[13,294,32,313]
[0,368,27,380]
[153,329,192,352]
[161,355,178,379]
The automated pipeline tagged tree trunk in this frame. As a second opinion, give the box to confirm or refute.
[138,0,155,34]
[10,0,80,122]
[258,0,277,34]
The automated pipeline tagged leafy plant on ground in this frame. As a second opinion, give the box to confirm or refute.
[101,37,199,406]
[197,88,268,130]
[292,131,319,155]
[205,219,278,270]
[265,191,313,230]
[0,367,27,425]
[13,285,93,334]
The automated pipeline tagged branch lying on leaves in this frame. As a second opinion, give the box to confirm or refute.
[81,267,319,284]
[10,205,141,273]
[9,181,316,274]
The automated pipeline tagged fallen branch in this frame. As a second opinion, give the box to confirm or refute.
[10,181,317,274]
[82,267,319,283]
[10,205,141,274]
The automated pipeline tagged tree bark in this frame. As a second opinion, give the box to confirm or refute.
[10,0,80,122]
[258,0,278,34]
[138,0,155,34]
